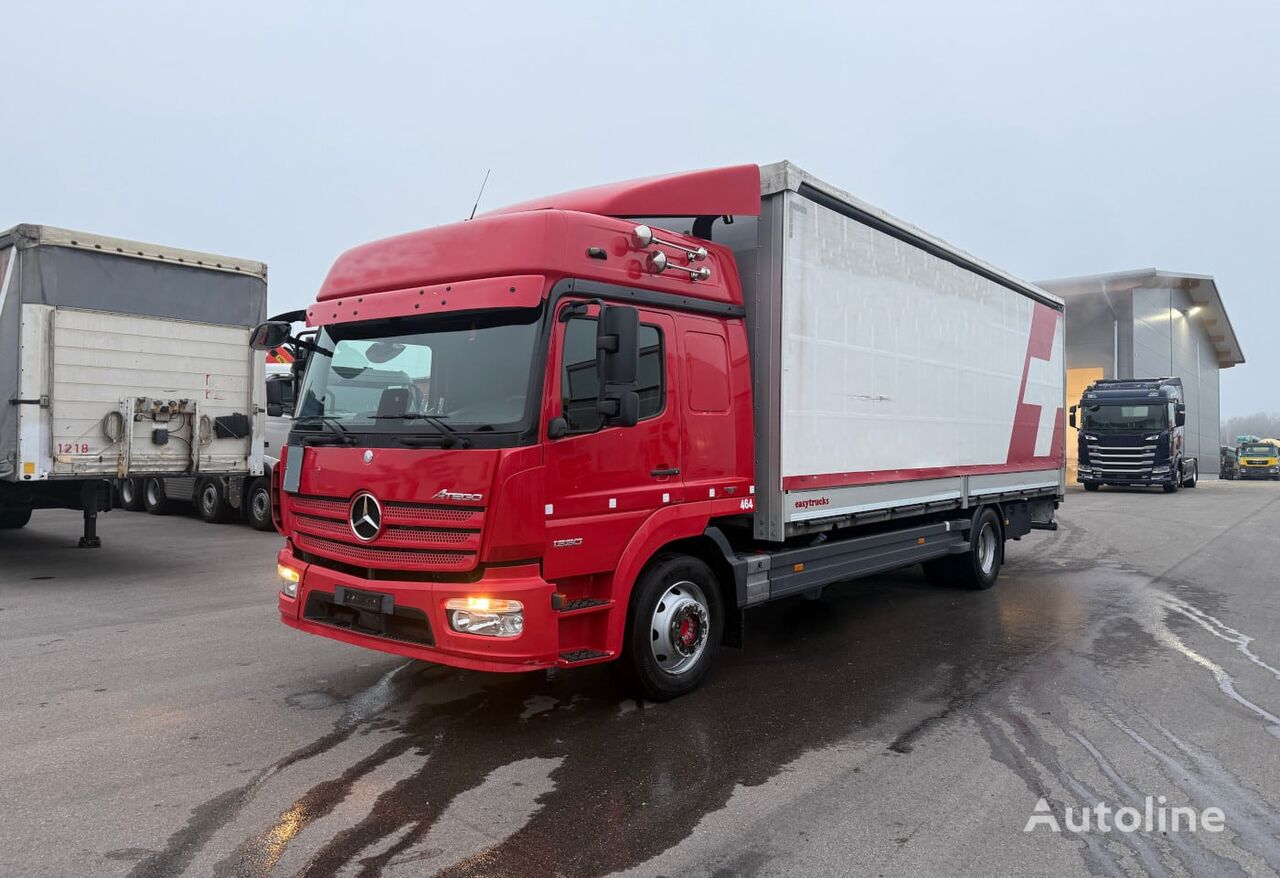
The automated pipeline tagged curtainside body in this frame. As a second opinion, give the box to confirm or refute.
[265,162,1065,699]
[0,224,268,544]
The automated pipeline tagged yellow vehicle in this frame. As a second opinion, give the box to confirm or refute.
[1237,441,1280,480]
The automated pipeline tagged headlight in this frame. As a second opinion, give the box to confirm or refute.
[446,597,524,637]
[1152,465,1170,474]
[278,563,301,598]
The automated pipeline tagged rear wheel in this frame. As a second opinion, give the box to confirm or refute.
[620,553,723,701]
[245,477,274,531]
[196,478,232,523]
[119,478,145,511]
[143,478,172,515]
[924,507,1003,590]
[1183,460,1198,488]
[0,506,32,529]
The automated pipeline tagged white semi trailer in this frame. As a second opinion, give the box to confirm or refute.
[0,224,268,545]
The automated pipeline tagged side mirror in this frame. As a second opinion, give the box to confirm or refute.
[250,321,293,351]
[1175,404,1186,427]
[597,305,639,385]
[1068,405,1077,429]
[598,391,640,428]
[267,403,284,418]
[547,416,568,440]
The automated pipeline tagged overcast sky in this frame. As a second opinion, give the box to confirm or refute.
[3,2,1276,417]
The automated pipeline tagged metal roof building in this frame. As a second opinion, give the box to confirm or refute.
[1038,268,1244,479]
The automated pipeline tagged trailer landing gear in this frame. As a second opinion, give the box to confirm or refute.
[78,480,109,548]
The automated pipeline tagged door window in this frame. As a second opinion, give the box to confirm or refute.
[561,317,665,434]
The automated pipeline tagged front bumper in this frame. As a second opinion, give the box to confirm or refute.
[276,546,560,672]
[1078,470,1174,487]
[1239,467,1280,479]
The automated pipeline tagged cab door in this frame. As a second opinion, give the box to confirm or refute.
[542,301,682,580]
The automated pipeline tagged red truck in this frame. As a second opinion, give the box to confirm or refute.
[254,162,1066,700]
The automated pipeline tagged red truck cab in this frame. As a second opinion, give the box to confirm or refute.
[267,166,761,698]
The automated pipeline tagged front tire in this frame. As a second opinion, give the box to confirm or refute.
[143,478,172,515]
[245,477,274,531]
[620,554,723,701]
[1083,482,1100,492]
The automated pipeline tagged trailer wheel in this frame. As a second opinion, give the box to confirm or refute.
[119,478,145,511]
[1182,460,1198,488]
[0,506,33,529]
[620,553,723,701]
[143,478,173,515]
[245,478,274,531]
[196,479,233,523]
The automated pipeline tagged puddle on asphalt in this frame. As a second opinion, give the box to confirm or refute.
[129,540,1280,878]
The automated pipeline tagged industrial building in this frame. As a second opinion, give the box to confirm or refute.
[1038,269,1245,479]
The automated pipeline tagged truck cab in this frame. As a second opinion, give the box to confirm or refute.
[1236,441,1280,480]
[1070,377,1198,493]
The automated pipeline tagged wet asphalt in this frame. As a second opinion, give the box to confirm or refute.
[1,481,1278,877]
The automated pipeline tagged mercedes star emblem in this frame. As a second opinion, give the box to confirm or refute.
[362,450,374,465]
[348,492,383,542]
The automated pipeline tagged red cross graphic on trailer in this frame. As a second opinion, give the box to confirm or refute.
[1008,303,1065,466]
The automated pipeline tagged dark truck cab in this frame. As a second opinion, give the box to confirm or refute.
[1070,378,1198,493]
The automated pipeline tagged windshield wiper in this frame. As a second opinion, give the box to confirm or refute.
[294,415,357,445]
[372,414,470,449]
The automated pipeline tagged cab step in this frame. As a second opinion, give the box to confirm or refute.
[553,596,614,616]
[558,648,612,665]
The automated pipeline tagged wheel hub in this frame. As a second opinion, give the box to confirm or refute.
[649,580,710,675]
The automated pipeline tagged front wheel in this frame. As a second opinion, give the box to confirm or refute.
[245,477,274,531]
[620,554,723,701]
[1083,482,1100,492]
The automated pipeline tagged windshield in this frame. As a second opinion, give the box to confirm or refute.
[297,308,543,435]
[1080,403,1168,432]
[1241,445,1277,457]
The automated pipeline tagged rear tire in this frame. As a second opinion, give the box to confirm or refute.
[951,507,1003,590]
[1183,461,1198,488]
[620,553,723,702]
[0,506,33,529]
[245,477,274,531]
[195,478,232,523]
[143,478,172,515]
[119,478,145,511]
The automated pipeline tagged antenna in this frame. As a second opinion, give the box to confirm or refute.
[467,169,491,221]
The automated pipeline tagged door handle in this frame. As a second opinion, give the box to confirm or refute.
[650,467,680,478]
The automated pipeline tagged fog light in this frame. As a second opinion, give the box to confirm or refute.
[278,563,300,598]
[446,597,524,637]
